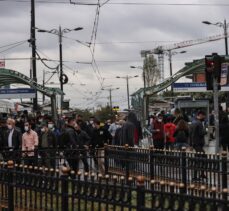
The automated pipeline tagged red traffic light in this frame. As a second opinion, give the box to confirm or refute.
[205,57,214,73]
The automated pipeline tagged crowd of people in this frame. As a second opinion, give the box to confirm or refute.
[0,107,227,176]
[0,110,143,174]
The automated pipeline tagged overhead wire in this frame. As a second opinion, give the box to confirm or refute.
[0,40,28,54]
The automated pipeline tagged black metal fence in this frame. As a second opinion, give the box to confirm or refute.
[105,145,229,191]
[0,161,229,211]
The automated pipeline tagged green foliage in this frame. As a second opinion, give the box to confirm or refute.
[94,105,115,122]
[143,55,160,87]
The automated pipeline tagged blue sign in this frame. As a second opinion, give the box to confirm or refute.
[0,88,36,99]
[173,82,229,92]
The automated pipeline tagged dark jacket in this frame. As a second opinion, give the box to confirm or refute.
[39,130,57,149]
[75,130,91,148]
[91,127,112,148]
[120,121,135,146]
[60,125,78,148]
[190,119,206,147]
[2,127,22,150]
[219,122,229,146]
[173,129,189,144]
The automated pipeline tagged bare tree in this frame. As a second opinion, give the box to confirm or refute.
[143,55,160,87]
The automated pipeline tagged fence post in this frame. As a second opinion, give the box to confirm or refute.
[149,146,154,180]
[125,144,130,179]
[221,151,227,190]
[104,144,108,175]
[181,147,187,193]
[61,166,70,211]
[137,176,145,211]
[7,160,14,211]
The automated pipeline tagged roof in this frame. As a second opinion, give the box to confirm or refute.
[0,68,63,97]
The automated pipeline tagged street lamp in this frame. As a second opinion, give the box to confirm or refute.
[116,75,139,109]
[101,87,119,109]
[165,50,186,94]
[202,19,229,55]
[37,26,83,111]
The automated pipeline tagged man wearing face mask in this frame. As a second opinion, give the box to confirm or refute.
[152,113,165,149]
[22,121,39,166]
[39,122,57,168]
[2,118,22,162]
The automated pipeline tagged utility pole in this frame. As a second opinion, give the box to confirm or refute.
[101,87,119,111]
[224,19,228,56]
[126,76,130,110]
[31,0,37,111]
[213,77,220,153]
[42,70,45,103]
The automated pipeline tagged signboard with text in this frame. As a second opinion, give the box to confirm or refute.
[0,88,36,99]
[173,82,229,92]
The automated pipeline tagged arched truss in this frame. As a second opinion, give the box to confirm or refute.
[0,68,63,97]
[131,58,205,108]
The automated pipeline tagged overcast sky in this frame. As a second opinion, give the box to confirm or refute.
[0,0,229,110]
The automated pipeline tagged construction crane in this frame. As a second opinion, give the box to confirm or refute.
[141,33,228,82]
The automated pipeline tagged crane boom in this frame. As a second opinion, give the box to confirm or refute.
[141,33,228,82]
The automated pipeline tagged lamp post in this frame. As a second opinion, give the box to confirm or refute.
[37,26,83,111]
[202,19,229,55]
[116,75,139,110]
[165,50,186,94]
[101,87,119,110]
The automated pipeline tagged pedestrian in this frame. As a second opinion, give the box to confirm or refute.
[152,113,165,149]
[91,120,112,175]
[209,110,215,140]
[164,116,176,149]
[22,121,39,166]
[173,119,189,150]
[60,117,80,172]
[108,119,119,144]
[120,112,142,146]
[39,122,57,169]
[113,120,125,146]
[2,118,22,162]
[74,123,91,172]
[219,115,229,151]
[189,110,207,181]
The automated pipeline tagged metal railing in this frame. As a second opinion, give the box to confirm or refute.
[0,161,228,211]
[105,145,228,192]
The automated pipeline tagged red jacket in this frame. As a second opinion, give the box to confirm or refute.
[164,123,176,143]
[152,120,164,140]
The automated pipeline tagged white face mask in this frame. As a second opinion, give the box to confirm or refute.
[48,124,54,129]
[41,128,45,132]
[89,120,94,124]
[8,125,13,130]
[158,119,162,122]
[24,126,29,132]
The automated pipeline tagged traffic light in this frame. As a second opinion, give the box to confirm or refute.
[205,53,222,90]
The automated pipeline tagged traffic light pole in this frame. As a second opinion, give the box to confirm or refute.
[213,77,220,153]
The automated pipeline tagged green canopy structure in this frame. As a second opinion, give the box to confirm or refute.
[131,58,205,118]
[0,68,64,121]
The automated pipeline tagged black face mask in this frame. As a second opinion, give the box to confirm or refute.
[200,118,205,122]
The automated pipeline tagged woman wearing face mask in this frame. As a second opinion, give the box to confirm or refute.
[38,122,57,169]
[22,121,39,166]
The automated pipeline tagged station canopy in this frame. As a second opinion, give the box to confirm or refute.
[0,68,63,97]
